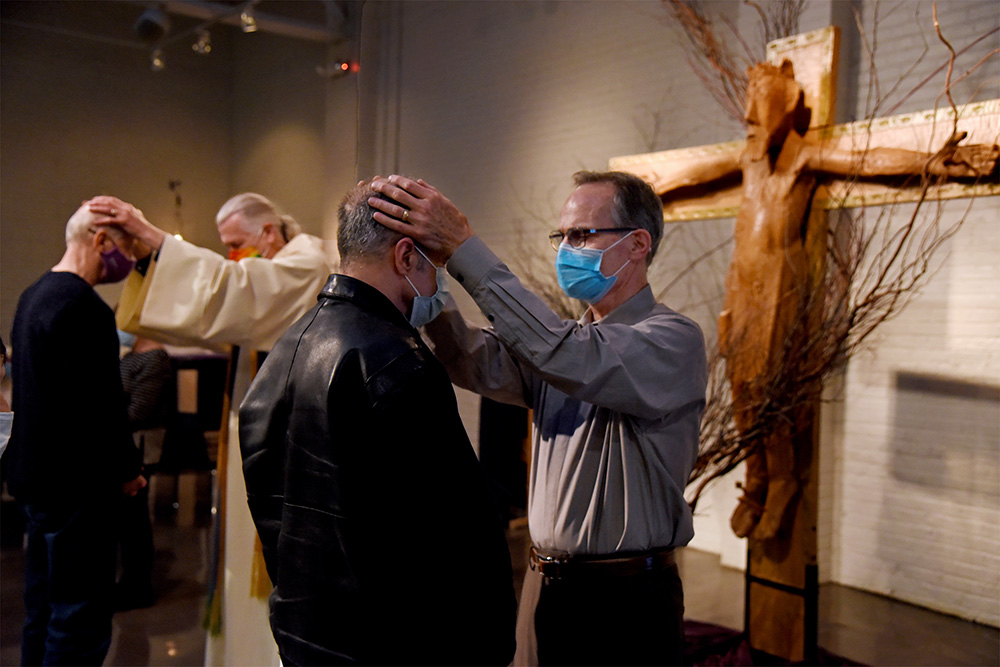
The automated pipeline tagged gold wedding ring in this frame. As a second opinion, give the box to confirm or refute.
[110,208,117,216]
[402,209,409,222]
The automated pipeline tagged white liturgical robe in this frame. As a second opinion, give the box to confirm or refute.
[117,232,335,667]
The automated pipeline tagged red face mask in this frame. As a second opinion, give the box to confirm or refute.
[229,246,262,261]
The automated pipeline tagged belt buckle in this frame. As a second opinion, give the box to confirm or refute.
[530,547,565,579]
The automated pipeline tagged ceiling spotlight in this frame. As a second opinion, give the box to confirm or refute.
[192,29,211,55]
[151,48,165,72]
[240,8,258,33]
[135,5,170,43]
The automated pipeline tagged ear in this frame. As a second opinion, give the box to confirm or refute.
[629,229,652,261]
[780,59,794,78]
[392,237,417,275]
[91,228,112,251]
[261,222,280,244]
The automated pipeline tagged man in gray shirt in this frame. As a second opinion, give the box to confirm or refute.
[371,171,707,665]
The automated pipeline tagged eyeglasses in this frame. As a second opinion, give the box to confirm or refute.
[548,227,637,251]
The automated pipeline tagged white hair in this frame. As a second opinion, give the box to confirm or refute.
[215,192,301,241]
[65,204,126,245]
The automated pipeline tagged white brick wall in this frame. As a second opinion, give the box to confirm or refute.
[360,0,1000,626]
[827,0,1000,626]
[833,197,1000,625]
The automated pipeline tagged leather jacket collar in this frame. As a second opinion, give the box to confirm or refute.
[320,274,413,331]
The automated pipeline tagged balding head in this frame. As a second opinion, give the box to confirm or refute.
[65,203,126,247]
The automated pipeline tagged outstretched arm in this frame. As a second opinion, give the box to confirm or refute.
[626,147,742,196]
[809,131,999,178]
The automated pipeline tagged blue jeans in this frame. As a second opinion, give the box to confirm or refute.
[20,500,116,666]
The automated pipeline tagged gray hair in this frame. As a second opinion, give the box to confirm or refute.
[336,184,405,266]
[572,171,664,265]
[216,192,301,241]
[65,203,126,245]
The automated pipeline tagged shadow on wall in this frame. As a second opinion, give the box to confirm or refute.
[881,371,1000,621]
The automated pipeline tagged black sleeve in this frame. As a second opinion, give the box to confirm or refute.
[239,347,293,584]
[71,293,142,485]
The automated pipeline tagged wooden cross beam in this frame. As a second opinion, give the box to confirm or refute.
[611,24,998,221]
[609,25,999,663]
[611,99,999,221]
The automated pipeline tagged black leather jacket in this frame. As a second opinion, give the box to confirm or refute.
[240,274,515,666]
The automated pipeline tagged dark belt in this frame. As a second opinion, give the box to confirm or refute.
[529,546,676,579]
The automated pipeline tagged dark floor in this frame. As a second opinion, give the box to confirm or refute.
[1,471,997,666]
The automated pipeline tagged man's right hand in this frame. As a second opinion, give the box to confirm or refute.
[88,196,167,255]
[368,176,474,263]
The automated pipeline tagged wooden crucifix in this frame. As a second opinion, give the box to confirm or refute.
[611,26,999,662]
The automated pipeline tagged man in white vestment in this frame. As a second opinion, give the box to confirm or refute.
[89,193,335,667]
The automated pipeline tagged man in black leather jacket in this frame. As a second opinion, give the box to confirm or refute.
[238,182,516,666]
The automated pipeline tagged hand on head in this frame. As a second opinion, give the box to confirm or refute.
[368,175,473,263]
[88,196,166,255]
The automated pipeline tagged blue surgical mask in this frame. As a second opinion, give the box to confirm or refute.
[117,329,137,348]
[555,231,634,303]
[405,246,450,328]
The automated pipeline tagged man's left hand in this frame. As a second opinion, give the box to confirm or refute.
[928,131,1000,177]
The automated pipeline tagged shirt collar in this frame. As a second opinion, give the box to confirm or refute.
[580,285,657,327]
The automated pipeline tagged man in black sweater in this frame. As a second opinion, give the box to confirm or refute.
[6,202,146,665]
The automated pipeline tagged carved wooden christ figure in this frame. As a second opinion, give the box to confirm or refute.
[642,59,998,541]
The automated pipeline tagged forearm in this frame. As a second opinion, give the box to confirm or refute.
[813,139,997,178]
[422,300,531,408]
[633,147,741,195]
[134,235,328,349]
[854,147,931,176]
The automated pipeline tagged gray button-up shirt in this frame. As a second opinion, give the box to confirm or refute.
[424,236,707,555]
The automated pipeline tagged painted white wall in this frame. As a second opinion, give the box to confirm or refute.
[824,0,1000,627]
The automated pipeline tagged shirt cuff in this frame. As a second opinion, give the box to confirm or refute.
[446,236,503,293]
[135,254,152,277]
[134,240,165,277]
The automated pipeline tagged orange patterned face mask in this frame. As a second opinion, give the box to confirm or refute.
[229,247,262,261]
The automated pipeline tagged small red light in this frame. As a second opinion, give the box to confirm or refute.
[340,62,349,71]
